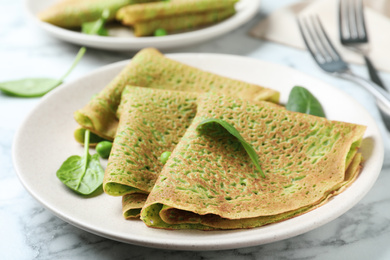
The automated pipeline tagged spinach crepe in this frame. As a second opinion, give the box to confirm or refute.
[116,0,238,36]
[38,0,159,28]
[140,93,366,230]
[103,86,198,217]
[129,7,236,37]
[74,48,279,140]
[122,193,148,219]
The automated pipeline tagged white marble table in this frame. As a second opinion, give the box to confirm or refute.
[1,0,390,259]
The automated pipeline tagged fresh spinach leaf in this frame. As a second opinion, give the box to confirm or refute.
[197,118,265,178]
[56,129,105,195]
[0,8,113,98]
[82,9,110,36]
[0,47,86,97]
[286,86,326,117]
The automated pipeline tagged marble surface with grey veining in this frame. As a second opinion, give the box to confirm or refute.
[1,0,390,259]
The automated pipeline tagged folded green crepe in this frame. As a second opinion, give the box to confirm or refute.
[117,0,238,24]
[38,0,160,28]
[130,7,236,37]
[103,86,198,201]
[122,193,148,219]
[140,93,366,230]
[74,48,279,140]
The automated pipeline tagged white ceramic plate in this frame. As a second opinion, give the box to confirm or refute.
[24,0,260,51]
[13,53,383,250]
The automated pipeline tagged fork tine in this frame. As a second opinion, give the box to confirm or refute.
[312,16,343,62]
[339,0,351,41]
[298,18,321,62]
[339,0,367,42]
[298,16,337,63]
[298,15,349,73]
[298,17,328,66]
[355,0,368,40]
[348,0,358,39]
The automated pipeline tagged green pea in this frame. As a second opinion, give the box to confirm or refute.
[154,28,167,37]
[96,141,113,159]
[160,151,171,165]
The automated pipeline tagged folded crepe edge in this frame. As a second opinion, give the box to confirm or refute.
[103,85,199,197]
[130,7,237,37]
[140,151,364,229]
[122,193,149,219]
[138,96,367,229]
[117,0,239,24]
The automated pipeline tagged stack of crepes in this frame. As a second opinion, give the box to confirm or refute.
[74,48,366,229]
[74,48,279,140]
[38,0,239,36]
[38,0,160,28]
[116,0,239,36]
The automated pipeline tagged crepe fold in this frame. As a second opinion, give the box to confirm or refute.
[38,0,159,28]
[131,7,236,37]
[116,0,238,36]
[74,48,279,140]
[140,93,366,230]
[103,86,198,217]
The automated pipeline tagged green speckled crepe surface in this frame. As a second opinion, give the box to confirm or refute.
[74,48,279,140]
[140,93,366,230]
[103,86,198,198]
[130,7,236,37]
[117,0,238,24]
[38,0,159,28]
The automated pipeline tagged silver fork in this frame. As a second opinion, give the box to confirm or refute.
[297,16,390,119]
[339,0,386,89]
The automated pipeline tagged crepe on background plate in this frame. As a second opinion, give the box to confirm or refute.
[38,0,159,28]
[117,0,238,36]
[140,93,366,230]
[74,48,279,140]
[103,86,198,218]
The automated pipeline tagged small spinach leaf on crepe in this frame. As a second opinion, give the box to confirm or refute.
[56,130,104,195]
[0,47,86,97]
[286,86,325,117]
[197,118,265,178]
[82,9,110,36]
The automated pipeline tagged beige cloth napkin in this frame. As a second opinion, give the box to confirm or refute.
[251,0,390,72]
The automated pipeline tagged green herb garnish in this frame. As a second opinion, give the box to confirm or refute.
[56,129,105,195]
[286,86,325,117]
[197,118,265,178]
[0,47,86,97]
[0,9,113,98]
[82,9,110,36]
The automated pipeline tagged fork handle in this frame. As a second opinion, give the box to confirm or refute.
[340,71,390,111]
[364,55,386,89]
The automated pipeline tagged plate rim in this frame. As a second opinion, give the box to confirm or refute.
[12,53,384,250]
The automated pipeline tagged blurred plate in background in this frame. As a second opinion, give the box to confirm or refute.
[25,0,260,51]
